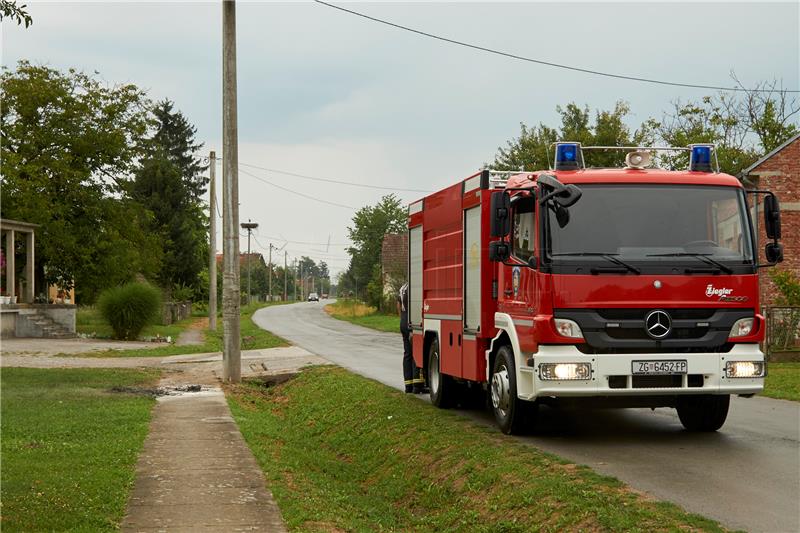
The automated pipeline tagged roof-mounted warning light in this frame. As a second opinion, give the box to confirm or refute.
[689,144,715,172]
[554,142,583,171]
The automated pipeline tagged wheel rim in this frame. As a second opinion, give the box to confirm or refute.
[491,364,511,418]
[430,348,440,394]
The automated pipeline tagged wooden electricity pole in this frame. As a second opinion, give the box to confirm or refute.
[222,0,241,383]
[283,251,287,301]
[208,150,217,331]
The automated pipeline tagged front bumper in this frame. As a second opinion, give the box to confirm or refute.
[517,343,764,400]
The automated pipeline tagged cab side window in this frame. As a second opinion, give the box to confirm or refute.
[512,197,535,263]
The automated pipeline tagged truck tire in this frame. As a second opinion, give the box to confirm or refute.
[491,345,535,435]
[428,337,456,408]
[676,394,730,432]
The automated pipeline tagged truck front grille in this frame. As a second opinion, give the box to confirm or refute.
[556,308,753,354]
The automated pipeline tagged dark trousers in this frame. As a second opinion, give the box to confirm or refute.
[402,329,424,391]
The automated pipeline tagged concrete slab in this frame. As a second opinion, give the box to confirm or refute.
[121,389,287,533]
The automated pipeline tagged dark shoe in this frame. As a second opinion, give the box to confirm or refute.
[413,386,429,394]
[405,386,413,393]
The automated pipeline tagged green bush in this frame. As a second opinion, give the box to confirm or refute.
[97,283,162,340]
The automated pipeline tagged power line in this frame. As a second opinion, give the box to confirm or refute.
[215,159,431,193]
[238,167,357,209]
[238,161,432,193]
[313,0,799,94]
[255,232,352,247]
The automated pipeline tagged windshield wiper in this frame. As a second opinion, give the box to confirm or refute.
[551,252,641,274]
[646,252,733,274]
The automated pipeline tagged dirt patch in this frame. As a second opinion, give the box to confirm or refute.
[247,373,298,389]
[301,521,347,533]
[188,317,209,330]
[109,384,205,397]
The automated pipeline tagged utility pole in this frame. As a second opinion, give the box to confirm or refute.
[222,0,241,383]
[283,251,287,301]
[268,243,274,302]
[208,150,217,331]
[241,220,258,305]
[292,259,297,301]
[299,261,304,301]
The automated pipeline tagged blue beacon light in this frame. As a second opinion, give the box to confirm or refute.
[690,145,713,172]
[555,143,581,170]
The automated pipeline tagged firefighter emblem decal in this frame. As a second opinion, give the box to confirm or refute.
[512,266,521,298]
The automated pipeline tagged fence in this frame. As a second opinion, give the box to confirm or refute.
[161,301,193,326]
[766,306,800,359]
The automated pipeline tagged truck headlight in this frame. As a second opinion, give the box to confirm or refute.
[729,318,754,338]
[554,318,583,339]
[725,361,765,378]
[539,363,592,381]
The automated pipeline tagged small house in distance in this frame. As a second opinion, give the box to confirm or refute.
[381,233,408,303]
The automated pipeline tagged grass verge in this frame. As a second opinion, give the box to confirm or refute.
[0,367,161,532]
[762,362,800,402]
[227,366,725,532]
[72,301,289,357]
[324,299,399,333]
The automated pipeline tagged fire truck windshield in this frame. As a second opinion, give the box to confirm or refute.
[545,185,754,272]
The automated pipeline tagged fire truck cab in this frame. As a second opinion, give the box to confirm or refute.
[408,143,783,434]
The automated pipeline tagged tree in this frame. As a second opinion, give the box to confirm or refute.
[149,100,208,200]
[1,61,160,302]
[342,194,406,306]
[132,100,208,295]
[659,76,798,175]
[493,101,656,170]
[0,0,32,27]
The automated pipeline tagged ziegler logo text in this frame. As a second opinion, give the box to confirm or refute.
[705,285,733,298]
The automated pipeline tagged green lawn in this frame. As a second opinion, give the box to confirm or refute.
[77,305,193,340]
[763,362,800,402]
[227,366,724,532]
[325,299,399,333]
[0,367,161,532]
[71,301,289,357]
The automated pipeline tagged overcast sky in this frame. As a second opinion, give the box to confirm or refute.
[3,1,799,277]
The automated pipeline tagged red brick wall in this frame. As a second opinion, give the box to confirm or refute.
[745,138,800,307]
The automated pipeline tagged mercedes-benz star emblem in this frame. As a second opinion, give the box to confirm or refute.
[645,310,671,339]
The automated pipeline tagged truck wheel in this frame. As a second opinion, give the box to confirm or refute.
[428,337,455,408]
[676,394,730,432]
[491,345,535,435]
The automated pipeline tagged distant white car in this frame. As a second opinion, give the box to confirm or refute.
[307,292,319,302]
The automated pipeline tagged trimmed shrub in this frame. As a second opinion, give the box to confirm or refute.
[97,282,162,340]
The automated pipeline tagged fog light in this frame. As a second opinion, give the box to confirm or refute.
[540,362,591,381]
[725,361,765,378]
[554,318,583,339]
[729,318,754,338]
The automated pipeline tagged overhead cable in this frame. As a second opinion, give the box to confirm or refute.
[313,0,799,94]
[238,167,357,210]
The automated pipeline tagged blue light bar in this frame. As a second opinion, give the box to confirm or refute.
[690,145,713,172]
[555,143,582,170]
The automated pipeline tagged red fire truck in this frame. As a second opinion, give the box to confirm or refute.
[408,143,783,434]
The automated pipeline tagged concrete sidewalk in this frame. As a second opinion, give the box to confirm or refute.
[121,388,287,532]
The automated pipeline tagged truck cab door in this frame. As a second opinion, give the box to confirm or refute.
[501,196,537,316]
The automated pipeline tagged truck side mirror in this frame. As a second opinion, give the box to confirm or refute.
[764,194,781,239]
[490,191,511,238]
[765,242,783,264]
[558,184,582,207]
[488,240,510,262]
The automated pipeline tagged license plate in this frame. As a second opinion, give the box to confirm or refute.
[632,360,687,375]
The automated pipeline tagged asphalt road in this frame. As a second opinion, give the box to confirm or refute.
[254,301,800,533]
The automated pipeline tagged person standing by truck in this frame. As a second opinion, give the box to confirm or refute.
[398,282,426,393]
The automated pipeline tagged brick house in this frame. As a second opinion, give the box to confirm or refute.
[740,132,800,307]
[381,233,408,300]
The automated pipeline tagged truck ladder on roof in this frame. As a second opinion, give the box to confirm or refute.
[484,169,533,189]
